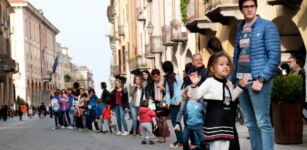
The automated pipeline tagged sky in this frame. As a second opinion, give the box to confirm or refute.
[29,0,112,96]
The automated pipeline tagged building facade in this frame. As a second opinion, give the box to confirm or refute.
[10,0,59,106]
[108,0,307,97]
[0,0,16,105]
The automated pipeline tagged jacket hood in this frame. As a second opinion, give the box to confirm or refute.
[139,107,150,114]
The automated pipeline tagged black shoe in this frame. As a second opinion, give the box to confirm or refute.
[149,141,154,145]
[141,141,146,144]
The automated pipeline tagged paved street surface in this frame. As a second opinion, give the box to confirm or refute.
[0,116,306,150]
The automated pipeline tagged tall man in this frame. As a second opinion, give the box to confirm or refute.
[231,0,281,150]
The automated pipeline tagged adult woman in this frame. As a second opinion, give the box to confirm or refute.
[162,61,183,147]
[129,76,145,136]
[111,79,129,136]
[60,89,70,127]
[142,70,152,89]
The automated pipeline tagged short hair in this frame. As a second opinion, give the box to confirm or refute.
[162,61,174,73]
[184,63,193,73]
[81,93,88,98]
[141,100,149,107]
[151,69,160,76]
[192,54,202,61]
[289,56,298,62]
[73,82,80,89]
[239,0,258,10]
[101,82,107,88]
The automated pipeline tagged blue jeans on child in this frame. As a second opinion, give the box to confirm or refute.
[239,80,274,150]
[114,105,128,132]
[182,123,203,150]
[170,105,183,144]
[130,105,139,133]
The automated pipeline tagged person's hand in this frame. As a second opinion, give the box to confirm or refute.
[160,86,165,91]
[125,108,129,112]
[88,105,92,109]
[173,101,180,106]
[174,124,180,131]
[95,119,99,122]
[252,80,263,92]
[189,72,201,87]
[238,78,251,88]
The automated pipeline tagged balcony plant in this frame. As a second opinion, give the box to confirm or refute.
[180,0,188,22]
[64,74,72,82]
[271,74,305,144]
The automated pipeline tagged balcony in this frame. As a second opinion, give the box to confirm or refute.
[145,45,155,59]
[129,56,149,71]
[0,55,16,73]
[118,25,125,36]
[150,35,163,53]
[187,0,197,22]
[137,7,146,21]
[170,20,188,42]
[111,65,119,75]
[162,25,176,46]
[267,0,302,8]
[204,0,243,24]
[185,17,220,34]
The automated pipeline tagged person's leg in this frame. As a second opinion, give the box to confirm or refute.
[220,141,230,150]
[54,112,59,128]
[239,86,262,150]
[120,106,128,132]
[65,111,71,126]
[182,126,191,150]
[141,123,146,141]
[248,80,274,150]
[170,105,183,145]
[192,124,204,149]
[114,105,122,132]
[130,105,138,134]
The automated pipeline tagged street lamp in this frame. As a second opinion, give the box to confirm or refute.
[146,22,154,35]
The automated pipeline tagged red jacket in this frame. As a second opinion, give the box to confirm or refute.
[139,107,156,123]
[102,105,112,120]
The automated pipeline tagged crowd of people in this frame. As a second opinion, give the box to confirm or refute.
[3,1,307,150]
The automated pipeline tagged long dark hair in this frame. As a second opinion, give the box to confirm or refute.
[142,70,152,82]
[206,52,233,78]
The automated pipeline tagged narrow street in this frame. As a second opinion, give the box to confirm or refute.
[0,116,307,150]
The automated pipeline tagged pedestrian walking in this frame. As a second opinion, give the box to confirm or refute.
[231,1,281,150]
[39,103,46,119]
[189,52,250,150]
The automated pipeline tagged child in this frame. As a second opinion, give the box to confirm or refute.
[188,52,250,150]
[101,97,113,134]
[174,87,207,150]
[139,100,156,145]
[95,98,105,132]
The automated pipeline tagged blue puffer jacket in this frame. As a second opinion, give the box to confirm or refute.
[231,16,281,83]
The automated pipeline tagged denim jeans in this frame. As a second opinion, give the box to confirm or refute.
[182,123,203,150]
[54,111,61,127]
[69,111,75,127]
[115,105,128,132]
[130,105,139,133]
[170,105,183,144]
[239,80,274,150]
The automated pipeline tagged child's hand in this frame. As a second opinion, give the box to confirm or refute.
[181,88,189,100]
[238,78,251,87]
[174,124,180,131]
[189,72,201,87]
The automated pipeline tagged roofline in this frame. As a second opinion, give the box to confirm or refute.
[9,1,60,34]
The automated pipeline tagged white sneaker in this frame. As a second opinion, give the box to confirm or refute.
[115,131,122,136]
[121,131,129,136]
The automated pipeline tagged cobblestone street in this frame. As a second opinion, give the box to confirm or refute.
[0,116,306,150]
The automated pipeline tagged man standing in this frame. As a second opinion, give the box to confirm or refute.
[231,0,281,150]
[101,82,110,104]
[182,54,207,89]
[288,56,304,75]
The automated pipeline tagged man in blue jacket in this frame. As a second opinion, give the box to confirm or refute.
[231,0,281,150]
